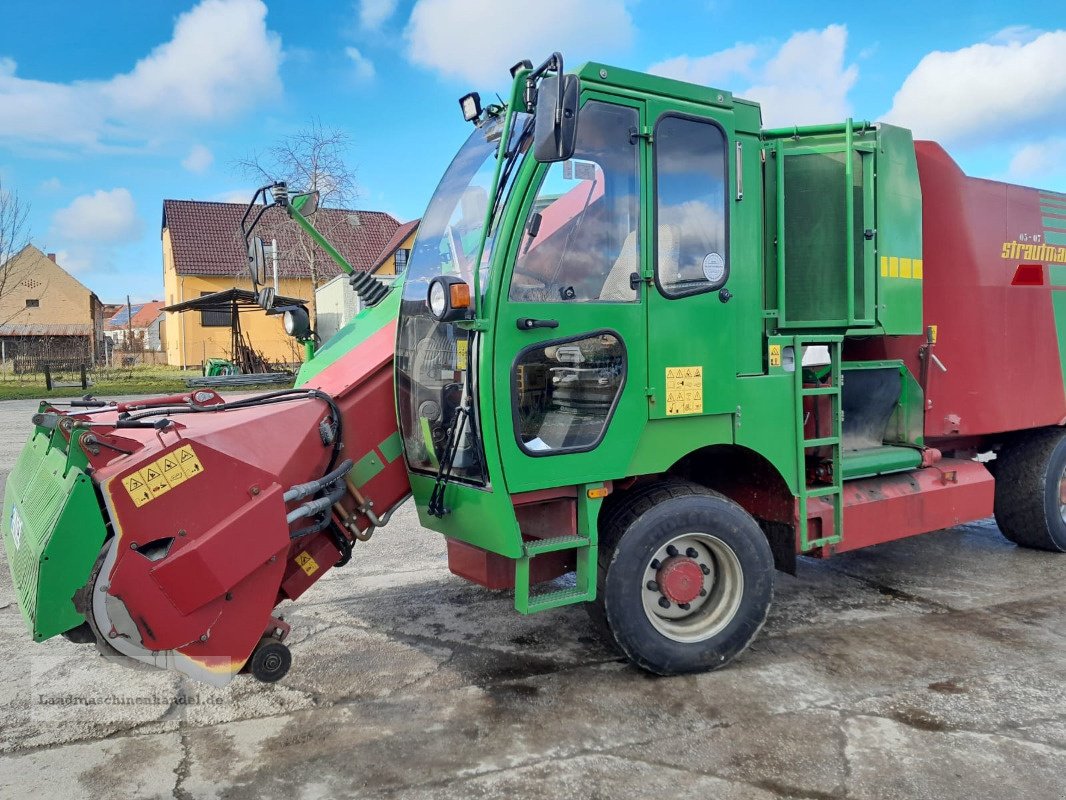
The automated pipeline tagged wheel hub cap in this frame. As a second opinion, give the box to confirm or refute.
[657,557,704,604]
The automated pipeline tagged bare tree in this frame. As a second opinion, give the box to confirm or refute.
[0,177,31,303]
[235,119,359,325]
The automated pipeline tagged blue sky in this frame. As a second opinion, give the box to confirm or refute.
[0,0,1064,302]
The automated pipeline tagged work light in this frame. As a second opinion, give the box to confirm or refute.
[459,92,482,123]
[283,306,311,339]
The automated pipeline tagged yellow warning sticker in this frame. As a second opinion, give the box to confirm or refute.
[665,366,703,416]
[295,551,319,577]
[122,471,153,508]
[177,445,205,478]
[769,344,782,368]
[456,337,468,366]
[160,453,187,487]
[122,444,206,506]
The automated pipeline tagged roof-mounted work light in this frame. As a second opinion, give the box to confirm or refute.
[510,59,533,78]
[459,92,482,123]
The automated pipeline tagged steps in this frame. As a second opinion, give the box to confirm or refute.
[794,336,844,550]
[514,486,603,614]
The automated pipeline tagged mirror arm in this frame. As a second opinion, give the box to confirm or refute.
[524,51,564,115]
[240,183,280,241]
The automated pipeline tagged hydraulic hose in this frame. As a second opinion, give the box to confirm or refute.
[283,459,353,503]
[286,484,346,524]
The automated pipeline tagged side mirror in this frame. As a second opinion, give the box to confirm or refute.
[533,74,579,163]
[291,191,319,216]
[247,237,267,288]
[257,286,276,310]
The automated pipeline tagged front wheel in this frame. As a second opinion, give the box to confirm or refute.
[590,479,774,675]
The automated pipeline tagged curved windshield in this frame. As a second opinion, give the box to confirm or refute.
[397,112,531,483]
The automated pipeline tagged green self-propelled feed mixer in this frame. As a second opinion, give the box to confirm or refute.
[6,52,1066,686]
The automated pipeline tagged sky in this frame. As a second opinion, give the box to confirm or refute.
[0,0,1064,302]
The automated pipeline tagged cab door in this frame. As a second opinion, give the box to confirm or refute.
[492,97,649,492]
[644,103,737,419]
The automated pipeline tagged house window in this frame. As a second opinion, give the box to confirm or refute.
[25,299,39,308]
[199,292,232,327]
[394,248,409,271]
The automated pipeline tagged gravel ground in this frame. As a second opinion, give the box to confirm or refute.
[0,396,1063,799]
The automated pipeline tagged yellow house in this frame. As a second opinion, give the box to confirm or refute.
[161,200,401,368]
[368,218,419,276]
[0,245,104,366]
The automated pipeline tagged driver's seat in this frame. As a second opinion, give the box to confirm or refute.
[599,225,679,301]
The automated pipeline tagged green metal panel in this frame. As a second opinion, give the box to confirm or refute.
[644,93,739,420]
[842,360,925,449]
[873,124,924,335]
[2,427,107,641]
[768,121,878,330]
[296,286,401,385]
[408,473,523,558]
[488,90,650,493]
[840,446,921,481]
[1051,291,1066,398]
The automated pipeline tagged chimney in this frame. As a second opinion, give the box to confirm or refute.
[47,253,56,262]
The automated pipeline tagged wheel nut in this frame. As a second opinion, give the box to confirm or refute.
[699,588,707,597]
[700,563,711,575]
[657,596,670,609]
[685,547,698,558]
[650,559,661,570]
[666,545,679,557]
[646,580,660,592]
[679,602,691,611]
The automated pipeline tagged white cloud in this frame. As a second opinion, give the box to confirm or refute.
[884,30,1066,145]
[650,26,858,128]
[0,0,282,151]
[182,144,214,173]
[212,188,255,204]
[346,47,376,80]
[360,0,398,29]
[52,249,92,274]
[52,189,143,244]
[649,44,758,87]
[39,177,63,193]
[405,0,634,85]
[1008,138,1066,182]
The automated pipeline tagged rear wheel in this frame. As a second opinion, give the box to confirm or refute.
[247,637,292,683]
[589,479,774,674]
[994,428,1066,552]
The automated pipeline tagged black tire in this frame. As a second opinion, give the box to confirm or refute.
[248,638,292,683]
[587,478,774,675]
[993,428,1066,552]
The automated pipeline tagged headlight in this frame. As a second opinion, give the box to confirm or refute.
[426,276,472,322]
[283,307,311,339]
[428,281,448,318]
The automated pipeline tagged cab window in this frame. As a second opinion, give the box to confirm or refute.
[654,115,728,297]
[509,102,640,303]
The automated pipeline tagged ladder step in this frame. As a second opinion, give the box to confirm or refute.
[802,386,839,396]
[806,485,841,498]
[522,586,590,613]
[803,436,840,448]
[523,535,589,556]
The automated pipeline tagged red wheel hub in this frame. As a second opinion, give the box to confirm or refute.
[657,557,704,604]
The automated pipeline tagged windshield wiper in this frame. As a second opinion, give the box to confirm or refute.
[488,116,535,230]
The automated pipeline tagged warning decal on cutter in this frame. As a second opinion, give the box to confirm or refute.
[122,444,206,506]
[295,551,319,576]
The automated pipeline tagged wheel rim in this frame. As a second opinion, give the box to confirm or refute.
[261,651,283,673]
[1059,465,1066,524]
[640,533,744,644]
